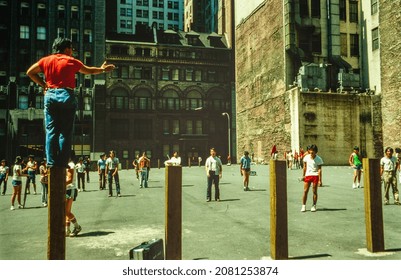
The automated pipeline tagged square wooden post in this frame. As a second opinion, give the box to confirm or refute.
[270,159,288,260]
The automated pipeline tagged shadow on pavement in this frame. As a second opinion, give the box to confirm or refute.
[317,208,347,211]
[385,248,401,253]
[290,253,332,260]
[183,184,195,187]
[219,198,240,202]
[77,231,115,237]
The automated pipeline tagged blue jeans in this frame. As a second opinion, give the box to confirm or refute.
[108,169,120,195]
[41,182,48,204]
[44,89,77,168]
[0,174,7,194]
[207,171,220,200]
[140,169,148,188]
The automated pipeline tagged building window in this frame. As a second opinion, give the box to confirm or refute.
[207,71,216,82]
[372,28,379,51]
[194,70,202,82]
[339,0,346,21]
[35,95,44,109]
[172,120,179,134]
[186,91,203,110]
[299,0,308,18]
[57,27,65,38]
[134,89,152,110]
[20,25,29,39]
[340,33,347,56]
[162,91,180,110]
[71,6,79,20]
[19,94,28,109]
[37,26,46,40]
[186,120,193,134]
[162,68,170,80]
[36,49,45,61]
[311,34,321,53]
[163,120,169,134]
[84,52,92,65]
[185,69,193,81]
[371,0,378,15]
[71,29,79,42]
[37,3,46,17]
[349,1,358,23]
[172,69,179,81]
[127,8,133,17]
[311,0,320,18]
[111,88,129,110]
[121,66,129,78]
[134,66,152,79]
[195,120,202,135]
[84,8,92,20]
[20,2,29,17]
[58,5,65,19]
[83,30,92,43]
[350,34,359,56]
[110,119,129,140]
[163,144,170,157]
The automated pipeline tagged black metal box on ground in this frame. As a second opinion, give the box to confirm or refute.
[129,238,164,260]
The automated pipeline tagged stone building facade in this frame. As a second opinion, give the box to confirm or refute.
[93,30,233,167]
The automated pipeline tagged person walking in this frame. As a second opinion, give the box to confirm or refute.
[132,154,140,180]
[39,159,48,207]
[0,159,9,195]
[380,147,400,205]
[83,156,91,183]
[26,37,115,168]
[75,157,86,192]
[97,153,106,190]
[240,151,251,191]
[349,146,363,189]
[10,156,27,210]
[66,158,82,237]
[24,155,37,195]
[300,144,323,212]
[205,148,223,202]
[138,152,150,188]
[106,150,121,197]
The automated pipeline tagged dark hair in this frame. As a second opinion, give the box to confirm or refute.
[385,147,393,153]
[308,144,318,153]
[52,37,72,54]
[395,148,401,153]
[353,146,359,151]
[15,156,23,164]
[244,151,249,155]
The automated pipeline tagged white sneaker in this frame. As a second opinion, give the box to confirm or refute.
[18,205,24,209]
[352,183,357,189]
[10,205,15,210]
[301,205,306,212]
[311,205,317,212]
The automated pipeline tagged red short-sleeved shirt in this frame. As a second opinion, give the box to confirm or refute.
[38,54,83,89]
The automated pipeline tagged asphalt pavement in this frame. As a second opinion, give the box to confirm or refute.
[1,163,401,260]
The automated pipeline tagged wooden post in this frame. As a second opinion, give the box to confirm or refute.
[270,159,288,260]
[165,165,182,260]
[47,166,66,260]
[363,158,384,252]
[188,157,191,167]
[158,159,160,169]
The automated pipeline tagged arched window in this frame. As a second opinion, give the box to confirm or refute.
[134,88,152,110]
[110,88,129,110]
[162,90,180,110]
[186,91,203,110]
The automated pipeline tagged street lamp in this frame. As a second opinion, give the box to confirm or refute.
[222,112,231,165]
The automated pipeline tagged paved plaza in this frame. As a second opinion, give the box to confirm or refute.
[0,163,401,260]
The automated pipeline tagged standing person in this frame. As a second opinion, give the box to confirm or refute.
[138,152,150,188]
[271,145,278,160]
[132,154,140,180]
[0,159,9,195]
[75,157,86,192]
[26,37,115,168]
[286,150,293,170]
[164,151,181,166]
[380,147,400,205]
[24,155,37,195]
[83,156,91,183]
[349,146,363,189]
[106,150,121,197]
[205,148,223,202]
[97,153,106,190]
[66,157,82,237]
[39,159,48,207]
[395,148,401,184]
[300,144,323,212]
[10,156,27,210]
[240,151,252,191]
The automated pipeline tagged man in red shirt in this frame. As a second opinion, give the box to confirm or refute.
[27,38,115,167]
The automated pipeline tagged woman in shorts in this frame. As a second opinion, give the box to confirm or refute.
[10,156,26,210]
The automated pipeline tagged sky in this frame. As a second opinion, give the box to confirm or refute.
[235,0,265,25]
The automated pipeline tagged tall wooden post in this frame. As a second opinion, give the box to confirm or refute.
[363,158,384,252]
[47,166,66,260]
[270,159,288,260]
[165,165,182,260]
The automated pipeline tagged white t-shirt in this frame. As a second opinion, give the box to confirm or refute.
[12,165,22,181]
[67,161,76,190]
[380,156,397,171]
[205,156,223,175]
[304,154,323,176]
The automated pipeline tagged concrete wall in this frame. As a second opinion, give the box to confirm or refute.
[292,88,383,165]
[380,1,401,148]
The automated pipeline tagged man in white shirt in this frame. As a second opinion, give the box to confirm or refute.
[205,148,223,202]
[164,151,181,166]
[106,150,121,197]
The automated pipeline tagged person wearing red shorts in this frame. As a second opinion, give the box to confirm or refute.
[300,144,323,212]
